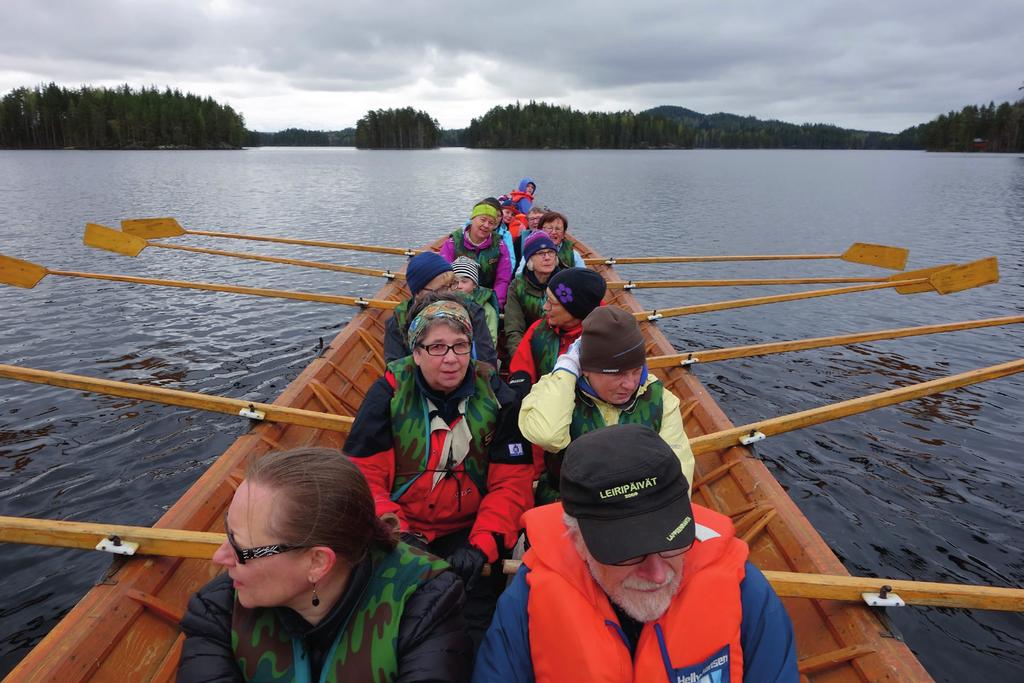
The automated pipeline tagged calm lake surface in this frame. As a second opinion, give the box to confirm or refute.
[1,148,1022,680]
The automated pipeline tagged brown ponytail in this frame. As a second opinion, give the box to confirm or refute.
[246,448,397,563]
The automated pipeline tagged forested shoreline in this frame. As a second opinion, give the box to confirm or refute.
[3,83,1021,152]
[0,84,246,149]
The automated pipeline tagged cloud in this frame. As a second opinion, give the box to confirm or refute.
[1,0,1021,133]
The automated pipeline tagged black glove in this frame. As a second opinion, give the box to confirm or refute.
[445,544,488,592]
[400,531,429,551]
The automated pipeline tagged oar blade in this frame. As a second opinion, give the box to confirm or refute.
[841,243,909,270]
[84,223,148,257]
[0,254,47,289]
[889,263,955,294]
[121,217,185,238]
[930,257,1000,294]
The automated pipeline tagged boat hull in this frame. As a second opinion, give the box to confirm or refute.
[6,237,932,682]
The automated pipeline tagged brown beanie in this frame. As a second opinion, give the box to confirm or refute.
[579,306,646,373]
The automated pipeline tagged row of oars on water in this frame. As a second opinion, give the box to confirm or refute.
[0,217,1022,612]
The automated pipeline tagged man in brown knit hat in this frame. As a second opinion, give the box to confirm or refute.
[519,305,693,503]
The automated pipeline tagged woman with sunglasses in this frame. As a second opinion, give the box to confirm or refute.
[344,294,534,645]
[178,447,473,682]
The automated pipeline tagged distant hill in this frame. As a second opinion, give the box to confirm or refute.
[247,127,355,147]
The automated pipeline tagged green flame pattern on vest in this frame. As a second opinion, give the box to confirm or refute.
[529,322,562,379]
[231,542,449,683]
[535,379,665,505]
[510,276,545,326]
[451,228,501,288]
[387,355,498,501]
[392,299,412,338]
[466,285,499,317]
[556,239,576,269]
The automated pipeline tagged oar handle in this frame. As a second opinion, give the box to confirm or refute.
[48,269,399,310]
[688,357,1024,455]
[187,229,421,257]
[0,364,355,432]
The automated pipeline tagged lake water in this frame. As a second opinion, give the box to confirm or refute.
[1,148,1022,680]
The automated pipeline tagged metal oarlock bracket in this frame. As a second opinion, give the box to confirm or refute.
[647,311,663,322]
[863,585,905,607]
[680,355,698,367]
[403,250,416,257]
[622,281,637,291]
[382,271,397,280]
[739,430,767,445]
[603,258,617,265]
[239,404,266,421]
[96,535,138,556]
[355,298,370,309]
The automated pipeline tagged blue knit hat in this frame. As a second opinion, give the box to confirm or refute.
[405,252,452,295]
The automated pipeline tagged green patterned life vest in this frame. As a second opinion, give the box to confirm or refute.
[509,275,546,327]
[466,285,499,317]
[391,291,480,350]
[231,543,449,683]
[386,355,498,501]
[451,228,501,288]
[528,322,562,379]
[536,378,665,505]
[556,239,576,269]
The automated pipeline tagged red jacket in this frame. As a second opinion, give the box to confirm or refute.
[508,319,583,385]
[344,366,534,562]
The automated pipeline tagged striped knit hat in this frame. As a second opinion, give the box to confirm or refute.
[451,256,479,285]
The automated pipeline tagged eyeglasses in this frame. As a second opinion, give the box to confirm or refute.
[224,514,306,565]
[416,341,472,356]
[611,545,690,567]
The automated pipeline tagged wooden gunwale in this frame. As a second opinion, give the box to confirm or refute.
[6,237,932,682]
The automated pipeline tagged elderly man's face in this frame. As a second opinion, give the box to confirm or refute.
[571,527,684,623]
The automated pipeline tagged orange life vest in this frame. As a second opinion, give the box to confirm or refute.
[523,502,747,683]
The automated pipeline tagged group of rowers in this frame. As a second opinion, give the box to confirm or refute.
[177,178,801,682]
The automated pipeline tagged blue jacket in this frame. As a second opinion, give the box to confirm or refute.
[471,562,798,683]
[513,177,535,214]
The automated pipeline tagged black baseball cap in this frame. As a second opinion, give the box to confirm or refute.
[560,424,695,565]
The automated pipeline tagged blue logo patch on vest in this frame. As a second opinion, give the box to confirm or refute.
[670,644,730,683]
[507,442,525,457]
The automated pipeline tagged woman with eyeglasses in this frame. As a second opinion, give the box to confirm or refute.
[344,295,534,646]
[177,448,473,682]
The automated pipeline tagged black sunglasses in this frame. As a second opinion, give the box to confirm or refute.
[224,514,306,565]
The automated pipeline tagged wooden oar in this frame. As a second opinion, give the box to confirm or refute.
[586,242,909,270]
[648,315,1024,368]
[687,356,1024,455]
[0,363,354,432]
[488,560,1024,611]
[0,516,224,559]
[607,275,888,289]
[634,259,999,321]
[0,253,399,310]
[121,217,423,257]
[84,223,405,281]
[4,517,1022,611]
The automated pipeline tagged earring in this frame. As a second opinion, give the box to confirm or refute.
[311,584,320,607]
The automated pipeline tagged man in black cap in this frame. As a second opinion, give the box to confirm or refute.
[472,424,798,682]
[519,304,693,502]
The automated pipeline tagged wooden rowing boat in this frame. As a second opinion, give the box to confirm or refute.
[5,236,933,682]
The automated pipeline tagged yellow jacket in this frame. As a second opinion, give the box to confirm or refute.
[519,370,695,491]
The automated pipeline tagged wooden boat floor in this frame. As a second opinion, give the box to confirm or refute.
[6,238,932,683]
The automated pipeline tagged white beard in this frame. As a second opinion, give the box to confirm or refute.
[585,555,682,623]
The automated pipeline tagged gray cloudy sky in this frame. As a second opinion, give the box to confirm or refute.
[2,0,1022,133]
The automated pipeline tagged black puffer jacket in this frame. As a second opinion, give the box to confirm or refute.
[176,559,472,682]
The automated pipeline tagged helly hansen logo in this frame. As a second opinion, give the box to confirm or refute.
[600,477,657,500]
[507,443,525,457]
